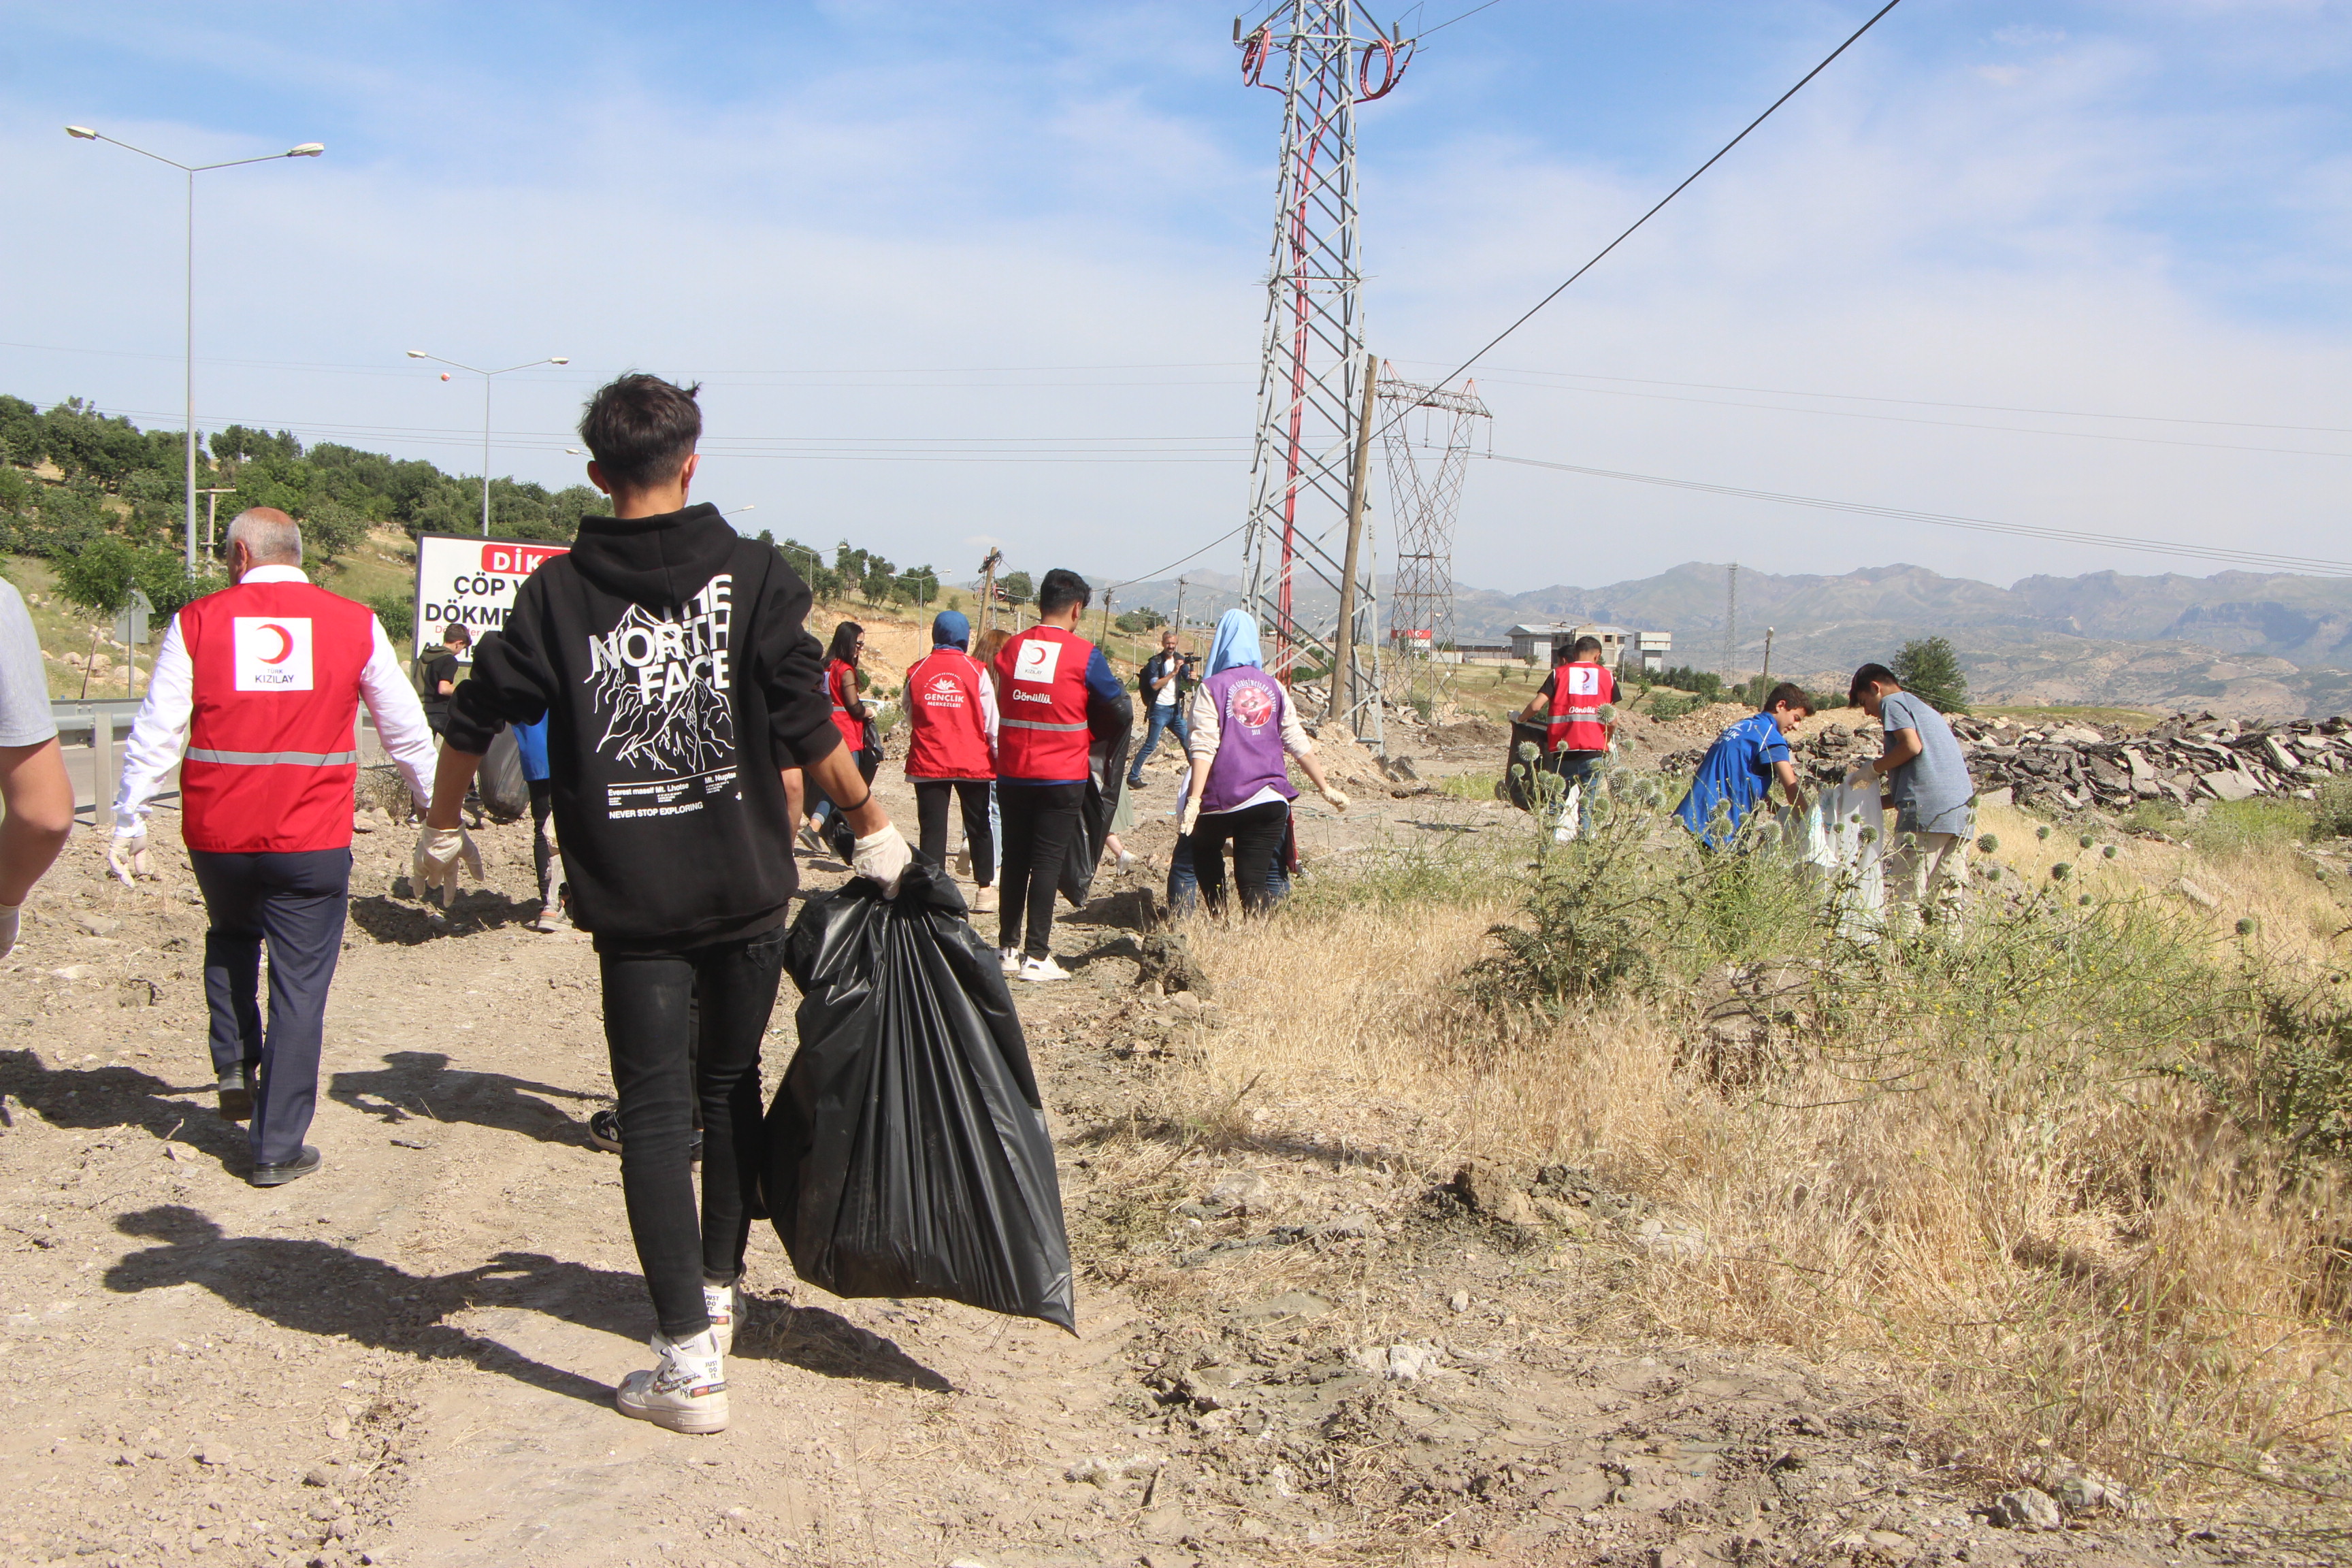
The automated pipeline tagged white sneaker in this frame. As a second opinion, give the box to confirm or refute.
[1000,947,1022,977]
[616,1328,728,1435]
[703,1280,742,1356]
[1021,955,1073,983]
[973,884,998,913]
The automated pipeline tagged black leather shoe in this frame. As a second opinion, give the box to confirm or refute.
[249,1145,322,1188]
[217,1068,256,1123]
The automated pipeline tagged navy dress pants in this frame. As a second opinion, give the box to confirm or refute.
[188,847,352,1166]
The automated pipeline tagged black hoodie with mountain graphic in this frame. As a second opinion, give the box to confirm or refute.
[444,504,842,950]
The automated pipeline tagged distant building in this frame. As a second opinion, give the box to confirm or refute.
[1506,622,1671,672]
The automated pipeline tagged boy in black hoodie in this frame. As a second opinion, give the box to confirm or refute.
[415,374,910,1434]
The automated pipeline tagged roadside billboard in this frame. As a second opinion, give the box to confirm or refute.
[411,533,570,661]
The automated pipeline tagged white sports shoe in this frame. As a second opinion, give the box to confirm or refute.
[1021,955,1073,983]
[1000,947,1022,977]
[617,1328,728,1435]
[703,1280,742,1356]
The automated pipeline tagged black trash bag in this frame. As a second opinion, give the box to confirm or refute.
[764,861,1075,1332]
[1501,719,1550,811]
[476,725,529,821]
[1060,687,1134,908]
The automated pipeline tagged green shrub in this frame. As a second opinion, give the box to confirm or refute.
[2191,798,2313,858]
[368,592,414,642]
[2311,778,2352,841]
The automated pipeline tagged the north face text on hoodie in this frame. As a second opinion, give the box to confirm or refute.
[585,573,738,819]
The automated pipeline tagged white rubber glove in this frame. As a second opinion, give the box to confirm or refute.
[412,826,484,909]
[1320,785,1350,813]
[1179,796,1202,837]
[0,902,18,960]
[851,824,913,898]
[107,828,152,887]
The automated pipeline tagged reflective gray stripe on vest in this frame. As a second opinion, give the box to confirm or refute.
[186,747,359,767]
[1000,718,1088,732]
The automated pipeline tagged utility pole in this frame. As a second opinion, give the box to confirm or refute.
[1720,561,1739,687]
[1333,350,1379,725]
[196,485,234,569]
[1174,576,1187,644]
[1761,625,1775,696]
[977,548,1002,638]
[1098,589,1115,650]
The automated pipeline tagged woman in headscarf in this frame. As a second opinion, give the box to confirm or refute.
[1179,610,1348,913]
[901,610,998,911]
[801,621,873,854]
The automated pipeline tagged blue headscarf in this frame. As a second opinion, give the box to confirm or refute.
[1207,608,1262,676]
[930,610,970,650]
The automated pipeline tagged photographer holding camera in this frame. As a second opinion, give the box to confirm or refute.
[1128,627,1196,789]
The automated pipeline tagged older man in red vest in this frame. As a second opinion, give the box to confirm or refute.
[112,508,438,1186]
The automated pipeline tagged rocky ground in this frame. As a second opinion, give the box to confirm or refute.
[0,736,2332,1567]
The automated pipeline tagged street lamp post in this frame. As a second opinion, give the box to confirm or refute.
[409,352,571,535]
[65,127,324,572]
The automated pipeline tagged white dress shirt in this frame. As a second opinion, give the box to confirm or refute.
[112,564,440,833]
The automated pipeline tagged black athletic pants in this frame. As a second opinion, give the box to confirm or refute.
[598,926,788,1340]
[527,778,556,904]
[1192,799,1290,916]
[996,781,1085,959]
[914,779,995,885]
[189,847,352,1167]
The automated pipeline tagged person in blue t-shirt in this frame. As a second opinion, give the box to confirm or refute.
[1673,683,1813,846]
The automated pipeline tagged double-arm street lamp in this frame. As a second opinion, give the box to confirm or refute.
[408,352,570,536]
[65,127,324,572]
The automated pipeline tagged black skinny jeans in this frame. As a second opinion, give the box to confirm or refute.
[599,925,787,1340]
[527,778,555,904]
[997,781,1085,958]
[913,779,995,885]
[1192,798,1290,915]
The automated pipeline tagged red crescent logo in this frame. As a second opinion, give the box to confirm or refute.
[258,624,293,664]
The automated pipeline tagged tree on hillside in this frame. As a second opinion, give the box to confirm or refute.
[999,570,1033,612]
[1893,635,1969,713]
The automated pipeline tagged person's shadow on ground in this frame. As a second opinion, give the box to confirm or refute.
[347,888,537,946]
[329,1051,601,1147]
[104,1206,954,1398]
[0,1049,247,1166]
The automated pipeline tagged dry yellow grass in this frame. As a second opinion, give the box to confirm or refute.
[1166,808,2352,1503]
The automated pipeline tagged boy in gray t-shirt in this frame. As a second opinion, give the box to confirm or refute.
[1850,662,1974,926]
[0,578,73,957]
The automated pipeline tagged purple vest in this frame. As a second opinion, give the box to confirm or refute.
[1199,666,1298,815]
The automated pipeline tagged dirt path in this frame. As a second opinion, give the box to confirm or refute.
[0,751,2285,1567]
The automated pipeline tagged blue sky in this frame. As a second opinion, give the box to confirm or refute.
[2,1,2348,594]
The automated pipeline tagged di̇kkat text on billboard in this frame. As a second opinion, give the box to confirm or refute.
[411,534,571,662]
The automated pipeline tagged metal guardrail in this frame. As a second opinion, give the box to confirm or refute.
[53,698,385,819]
[50,697,147,738]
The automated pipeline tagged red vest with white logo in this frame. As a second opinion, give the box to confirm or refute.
[903,649,994,781]
[994,625,1094,781]
[826,658,864,750]
[1546,661,1616,755]
[176,581,377,853]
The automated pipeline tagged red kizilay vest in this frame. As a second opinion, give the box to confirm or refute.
[826,657,863,750]
[177,580,377,853]
[904,647,994,781]
[1546,660,1616,755]
[994,625,1094,781]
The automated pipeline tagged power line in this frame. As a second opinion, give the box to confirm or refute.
[1434,363,2352,436]
[1394,0,1904,422]
[1487,451,2352,576]
[1471,374,2352,459]
[1418,0,1505,39]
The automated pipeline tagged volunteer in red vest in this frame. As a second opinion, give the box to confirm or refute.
[111,508,438,1188]
[902,609,999,913]
[992,568,1126,983]
[800,621,872,856]
[1516,634,1617,830]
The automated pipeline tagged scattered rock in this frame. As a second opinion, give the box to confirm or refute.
[74,914,121,936]
[1991,1486,2062,1531]
[1232,1290,1333,1322]
[1204,1170,1269,1212]
[1135,929,1213,997]
[1450,1158,1537,1226]
[1447,1289,1471,1313]
[2178,879,2220,910]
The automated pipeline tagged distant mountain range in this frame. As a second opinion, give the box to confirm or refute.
[1100,561,2352,718]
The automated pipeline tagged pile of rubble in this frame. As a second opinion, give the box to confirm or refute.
[1729,712,2352,816]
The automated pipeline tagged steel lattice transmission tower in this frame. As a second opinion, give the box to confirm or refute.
[1235,3,1414,738]
[1378,365,1490,672]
